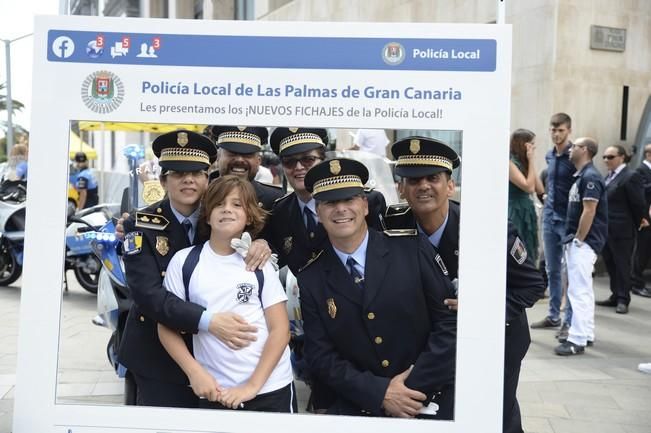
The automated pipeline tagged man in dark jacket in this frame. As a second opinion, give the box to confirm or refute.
[385,137,545,433]
[631,142,651,297]
[596,145,646,313]
[298,158,457,419]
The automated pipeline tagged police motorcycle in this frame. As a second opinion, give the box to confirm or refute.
[64,203,121,293]
[0,180,27,286]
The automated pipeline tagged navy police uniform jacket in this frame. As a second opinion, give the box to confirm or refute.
[118,199,207,384]
[251,179,283,211]
[384,201,544,320]
[266,189,387,274]
[297,229,457,416]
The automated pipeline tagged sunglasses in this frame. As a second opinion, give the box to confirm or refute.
[602,155,618,160]
[281,155,321,169]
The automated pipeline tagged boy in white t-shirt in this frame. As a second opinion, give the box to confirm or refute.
[159,175,295,412]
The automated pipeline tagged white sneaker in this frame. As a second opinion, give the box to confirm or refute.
[638,363,651,374]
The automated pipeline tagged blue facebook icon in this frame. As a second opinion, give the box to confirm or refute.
[52,36,75,59]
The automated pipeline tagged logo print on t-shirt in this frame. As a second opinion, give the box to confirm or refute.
[236,283,255,303]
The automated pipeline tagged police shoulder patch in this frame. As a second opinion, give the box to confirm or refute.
[298,250,323,273]
[510,236,528,265]
[383,228,417,237]
[123,231,143,255]
[586,181,595,190]
[135,212,169,231]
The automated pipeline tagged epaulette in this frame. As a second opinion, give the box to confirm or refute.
[385,202,411,217]
[298,250,323,273]
[135,211,170,231]
[383,229,418,237]
[274,192,293,204]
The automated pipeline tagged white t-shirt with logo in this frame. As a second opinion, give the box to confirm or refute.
[164,242,292,394]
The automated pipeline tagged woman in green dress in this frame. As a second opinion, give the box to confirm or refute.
[508,128,544,263]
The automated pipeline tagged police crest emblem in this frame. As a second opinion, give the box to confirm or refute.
[155,236,169,256]
[142,180,165,204]
[177,132,189,147]
[123,231,142,255]
[327,298,337,319]
[510,237,528,265]
[410,139,421,154]
[329,160,341,175]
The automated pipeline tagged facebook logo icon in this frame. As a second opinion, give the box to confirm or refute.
[52,36,75,59]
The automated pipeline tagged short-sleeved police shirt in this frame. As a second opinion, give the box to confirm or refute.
[565,162,608,253]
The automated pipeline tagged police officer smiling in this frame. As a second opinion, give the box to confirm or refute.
[297,158,457,419]
[119,130,269,408]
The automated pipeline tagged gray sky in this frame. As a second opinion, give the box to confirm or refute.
[0,0,59,131]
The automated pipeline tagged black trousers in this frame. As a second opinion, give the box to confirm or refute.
[199,382,297,413]
[133,373,198,408]
[602,237,634,305]
[631,227,651,289]
[504,311,531,433]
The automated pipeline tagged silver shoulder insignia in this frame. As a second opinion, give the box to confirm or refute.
[298,250,323,273]
[274,192,293,203]
[435,254,449,276]
[383,229,418,237]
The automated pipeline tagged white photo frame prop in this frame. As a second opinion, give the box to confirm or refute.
[15,15,511,433]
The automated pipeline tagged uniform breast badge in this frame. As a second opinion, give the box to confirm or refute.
[142,180,165,205]
[327,298,337,319]
[155,236,169,256]
[283,236,293,255]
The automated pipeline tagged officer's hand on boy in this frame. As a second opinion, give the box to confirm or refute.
[382,366,426,418]
[230,233,274,271]
[188,364,223,402]
[209,312,258,349]
[218,381,258,409]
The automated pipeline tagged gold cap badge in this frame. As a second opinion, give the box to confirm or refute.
[289,127,298,133]
[409,139,420,154]
[177,132,189,147]
[237,126,247,131]
[329,160,341,175]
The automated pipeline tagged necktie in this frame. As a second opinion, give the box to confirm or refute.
[605,171,614,185]
[346,256,365,288]
[304,207,317,239]
[182,219,193,243]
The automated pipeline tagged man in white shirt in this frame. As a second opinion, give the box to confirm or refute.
[351,129,389,157]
